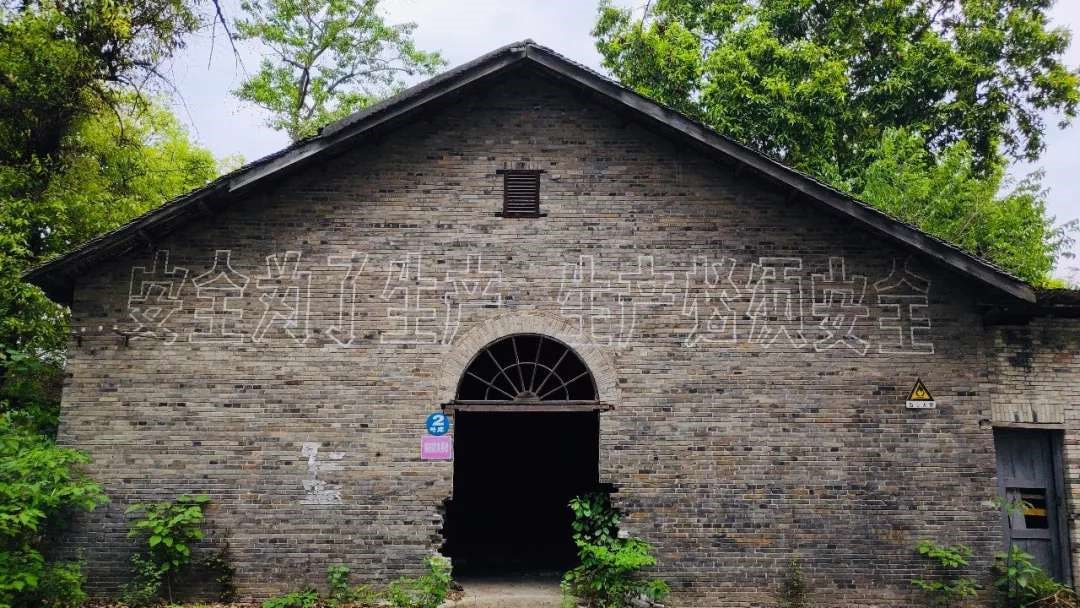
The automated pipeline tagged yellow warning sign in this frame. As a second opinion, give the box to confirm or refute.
[906,378,936,409]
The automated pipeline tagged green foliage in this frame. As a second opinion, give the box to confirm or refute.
[911,540,979,607]
[0,348,63,438]
[32,97,220,259]
[262,589,319,608]
[120,554,168,608]
[593,0,1080,284]
[595,0,1079,175]
[122,494,211,605]
[858,129,1071,284]
[233,0,445,140]
[383,555,452,608]
[993,545,1078,607]
[561,493,669,608]
[779,557,810,608]
[0,414,106,608]
[569,492,620,547]
[32,561,88,608]
[325,564,379,607]
[0,0,223,447]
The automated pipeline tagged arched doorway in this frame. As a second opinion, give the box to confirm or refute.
[442,334,602,576]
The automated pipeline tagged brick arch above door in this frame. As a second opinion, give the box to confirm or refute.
[437,311,619,405]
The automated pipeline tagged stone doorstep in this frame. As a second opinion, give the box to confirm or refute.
[443,576,564,608]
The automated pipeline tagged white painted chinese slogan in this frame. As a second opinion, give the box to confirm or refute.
[121,250,934,354]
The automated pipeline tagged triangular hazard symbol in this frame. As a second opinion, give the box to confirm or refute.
[907,378,934,401]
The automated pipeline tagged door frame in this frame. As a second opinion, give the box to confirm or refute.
[993,427,1073,584]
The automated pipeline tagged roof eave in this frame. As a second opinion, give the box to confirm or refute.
[521,44,1036,304]
[23,39,1037,306]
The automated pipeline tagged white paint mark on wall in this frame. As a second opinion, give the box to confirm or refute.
[443,254,503,345]
[253,251,313,345]
[128,250,188,343]
[381,253,439,345]
[875,258,934,355]
[326,252,368,346]
[300,442,345,505]
[190,250,249,343]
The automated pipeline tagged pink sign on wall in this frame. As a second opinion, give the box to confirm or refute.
[421,435,453,460]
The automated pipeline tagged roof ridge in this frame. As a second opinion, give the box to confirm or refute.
[22,40,1036,304]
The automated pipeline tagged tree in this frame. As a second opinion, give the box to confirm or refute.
[594,0,1080,180]
[233,0,445,141]
[0,0,201,184]
[593,0,1080,283]
[858,129,1072,283]
[0,95,220,350]
[0,3,226,604]
[0,412,107,608]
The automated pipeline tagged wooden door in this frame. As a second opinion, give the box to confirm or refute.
[994,428,1071,582]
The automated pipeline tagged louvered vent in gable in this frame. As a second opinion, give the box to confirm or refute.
[497,169,543,216]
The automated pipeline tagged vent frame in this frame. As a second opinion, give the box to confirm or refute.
[496,169,545,217]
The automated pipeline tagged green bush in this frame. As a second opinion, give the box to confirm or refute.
[993,545,1078,607]
[384,555,452,608]
[0,413,105,608]
[0,349,63,438]
[561,493,669,608]
[121,494,210,605]
[911,539,979,607]
[261,589,318,608]
[325,564,379,607]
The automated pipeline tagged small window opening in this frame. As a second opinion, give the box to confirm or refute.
[1018,488,1050,529]
[497,169,542,217]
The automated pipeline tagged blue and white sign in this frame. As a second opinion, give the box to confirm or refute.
[425,412,451,436]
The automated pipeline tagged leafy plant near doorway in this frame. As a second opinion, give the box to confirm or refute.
[261,558,453,608]
[911,540,979,607]
[561,493,669,608]
[992,497,1079,608]
[120,494,211,606]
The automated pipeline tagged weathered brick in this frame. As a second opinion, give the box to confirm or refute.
[47,67,1060,607]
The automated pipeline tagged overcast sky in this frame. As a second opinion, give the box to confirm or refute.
[162,0,1080,278]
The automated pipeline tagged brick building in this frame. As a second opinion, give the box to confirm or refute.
[26,41,1080,606]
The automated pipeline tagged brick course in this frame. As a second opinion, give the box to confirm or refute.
[53,68,1043,606]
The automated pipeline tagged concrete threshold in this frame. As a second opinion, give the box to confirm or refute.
[444,575,564,608]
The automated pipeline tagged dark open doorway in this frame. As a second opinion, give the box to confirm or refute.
[442,411,600,576]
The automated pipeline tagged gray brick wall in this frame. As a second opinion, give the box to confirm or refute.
[988,318,1080,589]
[56,68,1026,606]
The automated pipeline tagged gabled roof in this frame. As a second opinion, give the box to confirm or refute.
[24,40,1036,304]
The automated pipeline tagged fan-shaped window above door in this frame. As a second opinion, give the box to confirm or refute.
[455,334,598,402]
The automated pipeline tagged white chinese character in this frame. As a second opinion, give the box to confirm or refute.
[557,255,615,344]
[381,253,438,344]
[747,257,809,349]
[128,250,188,343]
[616,255,676,345]
[681,256,740,347]
[811,257,870,355]
[253,251,312,345]
[190,250,249,343]
[443,255,503,345]
[874,258,933,355]
[326,252,368,346]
